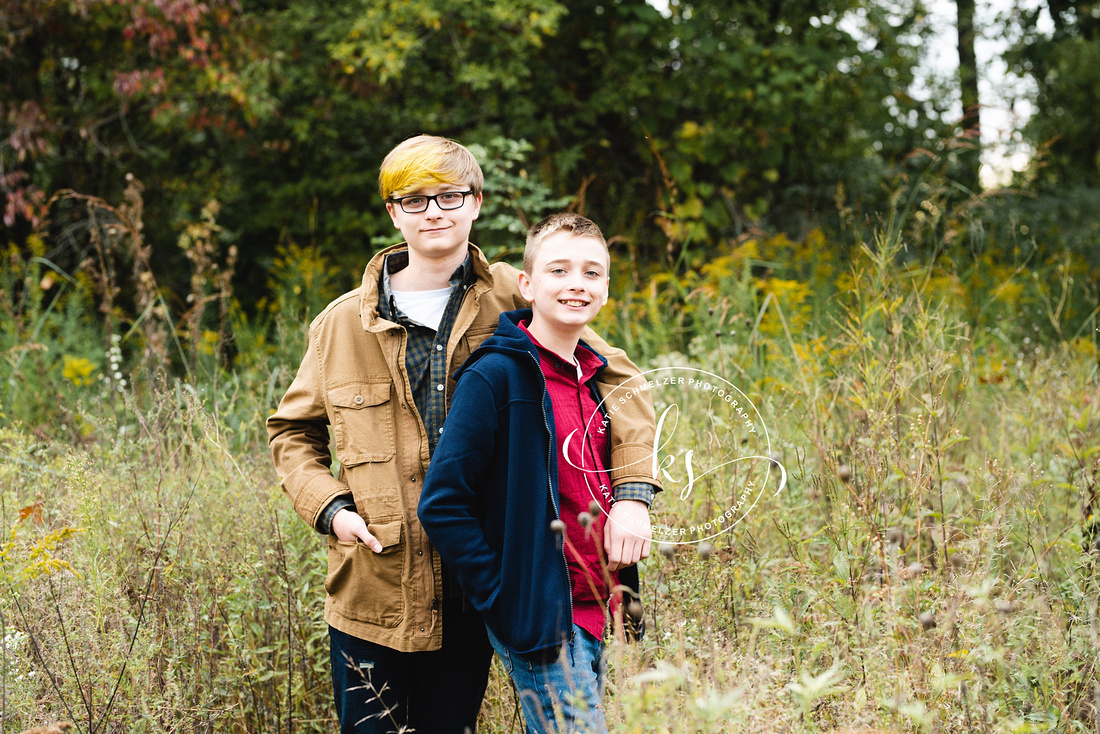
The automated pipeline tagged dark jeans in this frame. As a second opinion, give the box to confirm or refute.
[329,603,493,734]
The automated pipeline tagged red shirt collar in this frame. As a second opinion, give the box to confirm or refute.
[518,319,603,382]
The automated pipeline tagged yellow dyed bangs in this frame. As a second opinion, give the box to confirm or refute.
[378,135,484,200]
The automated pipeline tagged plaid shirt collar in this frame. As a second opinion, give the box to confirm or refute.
[378,249,475,460]
[379,249,473,326]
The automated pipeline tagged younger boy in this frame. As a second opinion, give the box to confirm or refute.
[418,213,653,733]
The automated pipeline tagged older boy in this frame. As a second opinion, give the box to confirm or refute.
[418,213,652,733]
[267,138,658,733]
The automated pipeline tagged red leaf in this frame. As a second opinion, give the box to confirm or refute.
[18,502,43,524]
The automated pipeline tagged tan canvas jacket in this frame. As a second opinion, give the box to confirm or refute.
[267,243,659,652]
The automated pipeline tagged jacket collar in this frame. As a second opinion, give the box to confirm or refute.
[358,243,494,332]
[456,309,608,381]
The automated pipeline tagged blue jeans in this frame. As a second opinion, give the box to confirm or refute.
[329,601,493,734]
[486,624,607,734]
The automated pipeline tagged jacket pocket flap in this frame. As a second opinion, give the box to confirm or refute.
[366,520,402,549]
[330,383,390,409]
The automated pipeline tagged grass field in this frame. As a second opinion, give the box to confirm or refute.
[2,223,1099,733]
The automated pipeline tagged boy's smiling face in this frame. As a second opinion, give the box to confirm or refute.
[386,183,482,261]
[519,232,610,332]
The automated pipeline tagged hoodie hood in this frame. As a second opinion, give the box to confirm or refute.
[454,309,608,382]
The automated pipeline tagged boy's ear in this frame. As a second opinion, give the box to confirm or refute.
[385,202,401,227]
[517,270,533,302]
[470,192,483,220]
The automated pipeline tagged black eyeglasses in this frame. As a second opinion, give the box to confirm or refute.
[388,190,474,214]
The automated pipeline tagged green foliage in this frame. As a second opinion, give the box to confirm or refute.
[0,237,112,431]
[1,0,1002,311]
[327,0,567,88]
[1009,1,1100,188]
[648,0,940,235]
[466,137,574,263]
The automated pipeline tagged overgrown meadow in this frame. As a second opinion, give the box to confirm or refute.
[2,177,1099,733]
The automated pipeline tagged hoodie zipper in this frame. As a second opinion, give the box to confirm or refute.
[530,350,576,646]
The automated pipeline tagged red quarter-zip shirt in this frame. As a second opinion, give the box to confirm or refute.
[519,321,618,639]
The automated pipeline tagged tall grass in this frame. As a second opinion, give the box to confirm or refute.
[2,180,1098,732]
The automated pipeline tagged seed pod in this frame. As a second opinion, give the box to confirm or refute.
[906,562,924,578]
[588,499,601,516]
[626,600,644,621]
[658,543,675,560]
[550,519,566,535]
[919,611,937,630]
[994,600,1016,615]
[837,464,852,483]
[697,541,715,560]
[577,512,593,529]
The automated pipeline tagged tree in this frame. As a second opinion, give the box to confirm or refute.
[956,0,981,192]
[2,0,953,317]
[0,0,279,292]
[1009,0,1100,187]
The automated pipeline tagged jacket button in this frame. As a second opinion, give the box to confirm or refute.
[436,384,444,392]
[410,476,417,483]
[417,549,423,556]
[420,627,425,632]
[353,395,364,405]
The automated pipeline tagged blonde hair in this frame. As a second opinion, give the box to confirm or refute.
[378,135,484,200]
[524,213,609,273]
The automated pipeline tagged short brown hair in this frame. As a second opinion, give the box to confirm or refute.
[523,213,608,273]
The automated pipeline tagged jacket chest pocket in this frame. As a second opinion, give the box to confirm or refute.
[330,383,396,465]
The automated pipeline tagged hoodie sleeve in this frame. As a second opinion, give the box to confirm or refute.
[418,368,505,615]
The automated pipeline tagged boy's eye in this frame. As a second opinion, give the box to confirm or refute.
[585,270,601,278]
[404,197,427,208]
[438,192,462,204]
[551,268,566,275]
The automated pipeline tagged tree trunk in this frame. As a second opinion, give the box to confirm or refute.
[957,0,982,192]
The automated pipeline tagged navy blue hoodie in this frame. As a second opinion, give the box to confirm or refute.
[419,309,607,655]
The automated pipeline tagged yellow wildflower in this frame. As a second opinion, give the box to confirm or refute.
[61,355,96,386]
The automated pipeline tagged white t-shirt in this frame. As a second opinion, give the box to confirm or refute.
[392,287,451,331]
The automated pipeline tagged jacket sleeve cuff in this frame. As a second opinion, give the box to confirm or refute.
[316,495,356,535]
[608,442,663,490]
[613,482,656,507]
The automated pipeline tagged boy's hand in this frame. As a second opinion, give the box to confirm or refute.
[604,500,652,571]
[332,508,383,553]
